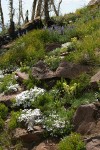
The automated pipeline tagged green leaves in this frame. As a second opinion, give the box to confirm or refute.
[58,133,86,150]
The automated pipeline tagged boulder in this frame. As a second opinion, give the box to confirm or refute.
[35,143,47,150]
[73,103,100,135]
[90,70,100,89]
[14,127,44,143]
[0,94,16,107]
[85,136,100,150]
[15,71,29,83]
[32,139,58,150]
[56,61,90,79]
[32,61,56,80]
[32,61,91,81]
[35,142,57,150]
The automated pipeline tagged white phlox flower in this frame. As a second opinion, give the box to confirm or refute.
[15,86,45,108]
[18,109,42,132]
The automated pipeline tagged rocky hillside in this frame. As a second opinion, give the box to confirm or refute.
[0,3,100,150]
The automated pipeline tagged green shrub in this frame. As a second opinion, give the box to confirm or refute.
[0,131,12,148]
[0,117,4,130]
[43,108,74,137]
[44,55,61,70]
[14,141,23,150]
[20,63,30,73]
[64,27,80,42]
[0,29,66,69]
[8,111,21,130]
[0,74,17,94]
[72,92,98,108]
[66,29,100,65]
[23,72,41,90]
[0,104,8,119]
[71,73,90,96]
[0,147,3,150]
[58,133,86,150]
[32,92,54,112]
[0,30,46,69]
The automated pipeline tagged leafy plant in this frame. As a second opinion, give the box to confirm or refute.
[71,73,90,96]
[72,92,97,108]
[0,117,4,130]
[14,141,23,150]
[0,131,12,149]
[23,72,41,90]
[8,111,21,130]
[58,132,86,150]
[43,108,74,137]
[44,55,61,70]
[32,92,54,112]
[0,104,8,119]
[0,74,17,94]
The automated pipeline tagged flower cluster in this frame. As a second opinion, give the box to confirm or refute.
[18,109,42,131]
[15,87,45,108]
[7,83,19,93]
[18,109,42,123]
[43,111,70,136]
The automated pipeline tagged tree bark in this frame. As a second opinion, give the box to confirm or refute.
[51,0,62,16]
[36,0,42,18]
[31,0,38,20]
[18,0,24,25]
[58,0,62,16]
[9,0,14,24]
[0,0,4,29]
[44,0,50,24]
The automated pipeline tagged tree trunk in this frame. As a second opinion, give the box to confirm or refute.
[51,0,62,16]
[0,0,4,29]
[36,0,42,18]
[31,0,38,20]
[51,0,58,16]
[44,0,50,24]
[18,0,24,25]
[9,0,14,24]
[58,0,62,16]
